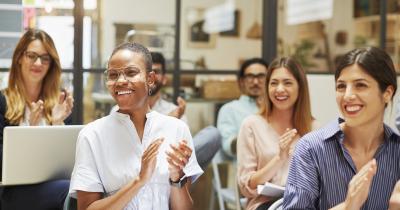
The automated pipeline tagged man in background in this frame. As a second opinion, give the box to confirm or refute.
[149,52,221,170]
[217,58,268,158]
[148,52,187,121]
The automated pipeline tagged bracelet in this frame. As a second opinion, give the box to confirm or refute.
[169,177,187,188]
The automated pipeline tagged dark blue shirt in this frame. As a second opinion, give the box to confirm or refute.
[283,118,400,210]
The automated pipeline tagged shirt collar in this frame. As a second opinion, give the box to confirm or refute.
[320,118,343,141]
[111,109,156,121]
[239,95,257,103]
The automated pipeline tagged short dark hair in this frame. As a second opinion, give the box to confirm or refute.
[150,52,166,74]
[335,47,397,99]
[109,42,153,72]
[238,58,269,80]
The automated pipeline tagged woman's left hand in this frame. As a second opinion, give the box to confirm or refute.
[52,90,74,125]
[166,140,192,182]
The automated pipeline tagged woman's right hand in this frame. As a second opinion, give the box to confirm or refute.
[344,159,377,210]
[138,138,164,183]
[278,128,297,159]
[389,180,400,210]
[29,100,44,126]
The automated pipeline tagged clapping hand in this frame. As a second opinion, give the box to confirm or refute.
[29,100,44,126]
[344,159,377,210]
[389,180,400,210]
[278,128,297,159]
[168,97,186,119]
[166,140,192,182]
[139,138,164,183]
[52,90,74,125]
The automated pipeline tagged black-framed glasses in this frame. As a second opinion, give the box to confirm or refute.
[151,68,164,75]
[244,73,267,81]
[24,51,52,65]
[104,66,141,84]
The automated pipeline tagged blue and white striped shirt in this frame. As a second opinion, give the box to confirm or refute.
[283,118,400,210]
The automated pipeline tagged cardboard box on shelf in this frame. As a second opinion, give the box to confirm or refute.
[202,80,240,100]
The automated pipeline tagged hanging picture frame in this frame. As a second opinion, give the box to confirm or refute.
[219,10,240,37]
[186,8,216,48]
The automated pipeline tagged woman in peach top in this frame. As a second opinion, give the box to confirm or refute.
[237,57,317,210]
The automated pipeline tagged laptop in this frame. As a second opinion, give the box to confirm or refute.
[1,125,84,186]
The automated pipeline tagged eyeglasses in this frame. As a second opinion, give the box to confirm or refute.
[104,66,141,84]
[244,73,266,81]
[24,51,52,65]
[151,68,164,75]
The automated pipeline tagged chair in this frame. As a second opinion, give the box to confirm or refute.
[267,198,283,210]
[209,151,247,210]
[63,194,77,210]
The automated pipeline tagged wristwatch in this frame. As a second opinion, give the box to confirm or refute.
[169,177,188,188]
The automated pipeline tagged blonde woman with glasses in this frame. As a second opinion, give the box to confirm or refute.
[0,28,73,210]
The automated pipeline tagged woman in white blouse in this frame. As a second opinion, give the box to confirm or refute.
[237,57,317,210]
[69,42,203,210]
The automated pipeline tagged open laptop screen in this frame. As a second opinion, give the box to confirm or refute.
[1,125,83,186]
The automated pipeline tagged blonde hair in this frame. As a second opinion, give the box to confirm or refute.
[4,29,61,125]
[260,57,313,136]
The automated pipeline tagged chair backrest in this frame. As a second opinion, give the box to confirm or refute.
[211,150,244,210]
[267,198,283,210]
[63,194,77,210]
[234,181,244,210]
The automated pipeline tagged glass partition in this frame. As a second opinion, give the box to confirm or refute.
[385,0,400,72]
[277,0,383,73]
[83,0,176,123]
[180,0,263,70]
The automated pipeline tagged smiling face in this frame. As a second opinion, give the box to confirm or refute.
[268,67,299,111]
[19,40,51,86]
[106,49,154,113]
[335,64,393,127]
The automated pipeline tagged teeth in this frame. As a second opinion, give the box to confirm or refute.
[346,105,361,112]
[276,96,288,101]
[117,90,132,95]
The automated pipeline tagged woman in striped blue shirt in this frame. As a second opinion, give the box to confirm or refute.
[283,47,400,210]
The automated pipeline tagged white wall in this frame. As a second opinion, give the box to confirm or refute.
[307,74,339,126]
